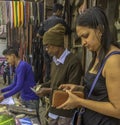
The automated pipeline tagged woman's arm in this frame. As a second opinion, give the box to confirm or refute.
[58,54,120,119]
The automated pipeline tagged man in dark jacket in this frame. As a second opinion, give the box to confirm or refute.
[36,24,83,125]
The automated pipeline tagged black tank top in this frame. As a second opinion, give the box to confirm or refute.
[82,71,120,125]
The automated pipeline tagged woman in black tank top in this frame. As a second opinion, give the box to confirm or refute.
[57,7,120,125]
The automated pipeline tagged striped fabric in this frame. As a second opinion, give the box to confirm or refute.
[0,1,43,28]
[0,2,7,25]
[10,1,13,28]
[20,1,24,27]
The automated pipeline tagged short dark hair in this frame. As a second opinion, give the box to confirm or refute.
[53,3,63,12]
[2,47,19,57]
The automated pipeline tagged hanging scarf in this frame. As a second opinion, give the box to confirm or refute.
[37,2,40,25]
[17,1,20,27]
[13,1,16,27]
[20,1,24,27]
[29,2,33,24]
[23,1,26,28]
[10,1,13,28]
[0,2,7,25]
[6,2,10,24]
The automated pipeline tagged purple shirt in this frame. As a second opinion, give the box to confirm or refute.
[1,61,38,101]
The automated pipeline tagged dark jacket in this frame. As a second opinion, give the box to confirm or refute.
[49,53,83,117]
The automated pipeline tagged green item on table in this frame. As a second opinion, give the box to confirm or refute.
[0,114,15,125]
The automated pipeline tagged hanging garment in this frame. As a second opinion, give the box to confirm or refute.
[37,2,40,25]
[4,2,7,25]
[0,2,3,25]
[23,1,26,28]
[29,2,33,24]
[32,2,38,27]
[26,2,30,26]
[32,38,44,83]
[13,1,16,27]
[20,1,24,27]
[0,2,7,25]
[6,1,10,24]
[10,1,13,28]
[17,1,20,27]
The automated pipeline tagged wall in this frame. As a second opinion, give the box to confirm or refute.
[0,25,7,56]
[0,39,7,56]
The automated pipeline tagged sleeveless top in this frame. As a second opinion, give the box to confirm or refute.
[82,53,120,125]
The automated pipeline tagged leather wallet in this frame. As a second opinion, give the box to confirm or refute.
[52,90,84,107]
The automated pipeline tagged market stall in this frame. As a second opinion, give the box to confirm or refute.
[0,97,40,124]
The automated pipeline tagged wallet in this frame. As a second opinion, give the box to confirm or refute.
[52,90,84,107]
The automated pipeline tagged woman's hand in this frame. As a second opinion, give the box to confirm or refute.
[59,84,79,91]
[59,84,84,91]
[36,87,52,97]
[57,90,82,110]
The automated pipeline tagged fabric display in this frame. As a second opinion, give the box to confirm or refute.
[0,0,44,51]
[0,1,43,28]
[0,0,44,83]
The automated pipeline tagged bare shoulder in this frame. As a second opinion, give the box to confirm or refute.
[102,50,120,77]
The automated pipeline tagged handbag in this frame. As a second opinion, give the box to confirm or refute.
[72,108,84,125]
[72,51,120,125]
[52,90,84,107]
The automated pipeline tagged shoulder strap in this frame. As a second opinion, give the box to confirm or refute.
[88,51,120,98]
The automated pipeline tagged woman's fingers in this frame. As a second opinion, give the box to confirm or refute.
[57,101,67,109]
[57,90,73,109]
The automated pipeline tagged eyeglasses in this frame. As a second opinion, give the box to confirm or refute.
[45,45,49,48]
[44,44,52,50]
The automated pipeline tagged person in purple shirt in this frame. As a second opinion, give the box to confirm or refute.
[0,48,39,109]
